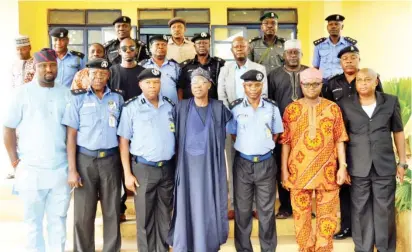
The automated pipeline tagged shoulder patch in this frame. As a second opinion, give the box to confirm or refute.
[313,37,327,46]
[124,96,138,107]
[263,98,278,107]
[168,58,178,64]
[344,36,357,45]
[229,98,243,110]
[135,39,146,46]
[163,96,175,107]
[249,36,261,43]
[277,37,286,44]
[71,89,87,95]
[138,59,149,66]
[112,89,125,97]
[213,56,225,63]
[103,39,116,48]
[70,50,85,59]
[179,59,191,68]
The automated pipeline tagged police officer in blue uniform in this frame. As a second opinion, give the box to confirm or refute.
[227,69,284,252]
[62,58,124,252]
[49,27,86,88]
[117,68,175,252]
[312,14,357,80]
[139,34,181,104]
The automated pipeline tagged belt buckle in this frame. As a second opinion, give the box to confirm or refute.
[253,156,259,162]
[98,151,106,158]
[157,161,163,167]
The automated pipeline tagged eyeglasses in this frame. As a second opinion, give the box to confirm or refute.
[301,82,322,88]
[120,46,136,52]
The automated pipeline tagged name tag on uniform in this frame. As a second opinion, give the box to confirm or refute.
[169,122,175,132]
[265,123,272,138]
[82,103,96,108]
[109,115,116,128]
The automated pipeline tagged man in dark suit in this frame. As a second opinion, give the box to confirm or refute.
[339,68,407,252]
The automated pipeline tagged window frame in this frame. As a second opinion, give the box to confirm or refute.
[227,8,298,25]
[48,9,124,60]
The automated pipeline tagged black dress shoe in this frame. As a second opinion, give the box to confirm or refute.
[333,228,351,240]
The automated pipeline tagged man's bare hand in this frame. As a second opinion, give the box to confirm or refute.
[68,170,82,188]
[125,174,140,194]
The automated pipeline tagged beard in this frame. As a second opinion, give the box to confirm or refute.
[43,74,56,83]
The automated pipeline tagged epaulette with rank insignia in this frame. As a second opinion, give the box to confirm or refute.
[344,36,357,45]
[277,37,286,44]
[124,96,138,107]
[229,98,243,110]
[162,96,175,106]
[112,89,125,97]
[179,59,192,69]
[313,37,327,46]
[135,39,146,46]
[249,36,261,43]
[263,98,278,107]
[103,39,116,48]
[168,58,178,64]
[138,59,149,66]
[71,89,87,95]
[213,56,225,64]
[70,50,85,59]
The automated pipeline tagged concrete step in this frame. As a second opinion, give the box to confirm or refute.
[0,221,355,252]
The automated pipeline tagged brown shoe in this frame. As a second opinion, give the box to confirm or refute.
[228,210,235,220]
[120,214,127,222]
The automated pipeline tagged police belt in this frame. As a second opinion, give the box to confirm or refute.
[134,156,169,168]
[77,146,118,158]
[239,151,273,163]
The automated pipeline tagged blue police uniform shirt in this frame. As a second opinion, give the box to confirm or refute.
[56,51,86,88]
[227,97,283,155]
[3,80,70,191]
[140,58,180,104]
[117,94,175,162]
[312,36,353,80]
[62,86,124,150]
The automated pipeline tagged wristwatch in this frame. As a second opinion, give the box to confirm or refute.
[397,162,409,169]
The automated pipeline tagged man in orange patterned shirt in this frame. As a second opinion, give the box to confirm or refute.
[70,43,105,90]
[280,68,349,252]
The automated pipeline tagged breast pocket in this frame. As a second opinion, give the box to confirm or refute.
[133,113,154,142]
[237,114,249,131]
[79,106,96,128]
[332,88,344,101]
[319,49,330,63]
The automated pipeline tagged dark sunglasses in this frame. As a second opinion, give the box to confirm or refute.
[120,46,136,52]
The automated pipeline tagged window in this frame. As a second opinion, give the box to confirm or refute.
[48,9,124,60]
[138,9,210,46]
[227,9,298,40]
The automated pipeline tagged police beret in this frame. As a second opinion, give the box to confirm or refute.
[149,34,168,44]
[112,16,131,25]
[337,45,359,58]
[168,17,186,27]
[260,12,279,21]
[49,28,68,38]
[240,70,265,82]
[325,14,345,22]
[137,68,161,82]
[191,67,213,83]
[191,32,211,42]
[86,58,111,70]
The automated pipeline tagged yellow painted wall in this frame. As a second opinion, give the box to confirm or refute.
[19,0,412,79]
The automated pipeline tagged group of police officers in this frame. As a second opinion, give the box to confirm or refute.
[6,9,394,252]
